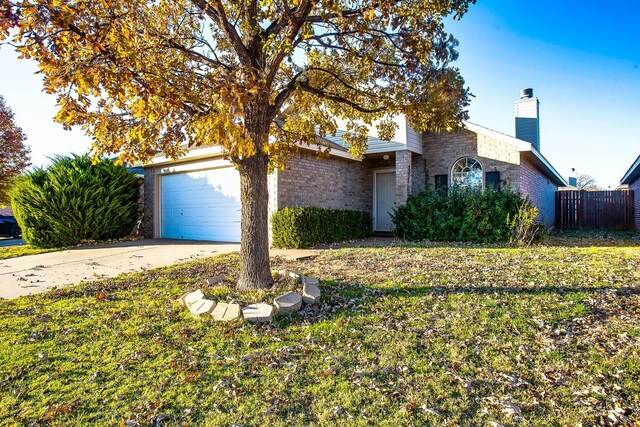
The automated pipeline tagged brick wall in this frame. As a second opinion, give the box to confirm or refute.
[630,179,640,230]
[422,129,521,191]
[519,158,557,226]
[276,150,373,214]
[395,150,411,204]
[411,153,426,195]
[143,167,156,238]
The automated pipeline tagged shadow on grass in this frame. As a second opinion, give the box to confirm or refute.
[327,230,640,251]
[279,278,639,328]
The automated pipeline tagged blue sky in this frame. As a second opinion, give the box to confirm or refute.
[446,1,640,188]
[0,2,639,187]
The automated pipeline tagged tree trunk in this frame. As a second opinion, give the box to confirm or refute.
[237,151,274,290]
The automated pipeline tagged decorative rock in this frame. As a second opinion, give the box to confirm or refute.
[179,289,205,307]
[273,270,301,282]
[189,299,216,317]
[302,276,319,286]
[289,271,301,281]
[242,303,274,322]
[274,291,302,314]
[302,283,321,304]
[211,302,241,321]
[206,275,226,286]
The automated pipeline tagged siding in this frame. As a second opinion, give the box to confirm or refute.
[422,129,521,191]
[519,158,557,227]
[321,129,406,155]
[515,97,540,150]
[326,115,422,155]
[405,123,423,154]
[276,151,373,214]
[630,179,640,230]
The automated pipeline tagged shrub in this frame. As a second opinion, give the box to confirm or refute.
[271,206,371,248]
[11,155,141,248]
[392,187,542,244]
[508,201,544,246]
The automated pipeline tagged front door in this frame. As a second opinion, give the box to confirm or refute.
[375,171,396,231]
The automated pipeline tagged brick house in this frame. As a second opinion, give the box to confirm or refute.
[620,155,640,230]
[143,89,566,242]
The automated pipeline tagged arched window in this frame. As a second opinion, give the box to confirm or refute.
[451,157,483,190]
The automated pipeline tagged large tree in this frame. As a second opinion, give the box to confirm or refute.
[0,95,30,205]
[1,0,473,289]
[576,174,600,191]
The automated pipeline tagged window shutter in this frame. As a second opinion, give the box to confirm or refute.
[435,174,448,193]
[486,171,501,190]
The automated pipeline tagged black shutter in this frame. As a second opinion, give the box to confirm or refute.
[435,174,448,193]
[486,171,501,190]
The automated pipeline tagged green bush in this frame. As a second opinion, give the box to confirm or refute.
[11,155,141,248]
[508,201,545,246]
[271,206,371,248]
[392,187,542,244]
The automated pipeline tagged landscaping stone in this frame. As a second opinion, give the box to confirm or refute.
[273,270,301,282]
[206,275,225,286]
[302,283,321,304]
[274,291,302,314]
[189,299,216,318]
[179,289,205,307]
[211,302,241,321]
[242,303,274,322]
[289,271,301,282]
[302,276,319,286]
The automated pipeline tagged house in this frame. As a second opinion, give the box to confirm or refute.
[143,89,566,242]
[620,155,640,230]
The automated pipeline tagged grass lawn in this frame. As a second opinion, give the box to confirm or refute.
[0,244,54,260]
[0,240,639,426]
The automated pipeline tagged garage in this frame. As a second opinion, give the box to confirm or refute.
[160,166,242,242]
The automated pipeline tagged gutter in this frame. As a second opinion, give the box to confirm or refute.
[620,155,640,185]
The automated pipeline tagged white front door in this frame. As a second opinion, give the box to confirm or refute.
[375,171,396,231]
[161,167,242,242]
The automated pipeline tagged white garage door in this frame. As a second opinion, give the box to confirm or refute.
[161,167,242,242]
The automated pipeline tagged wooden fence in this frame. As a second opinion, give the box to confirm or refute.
[555,190,635,230]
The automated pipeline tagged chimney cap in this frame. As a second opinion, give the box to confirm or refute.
[520,88,534,99]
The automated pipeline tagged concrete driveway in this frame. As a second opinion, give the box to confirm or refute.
[0,239,243,299]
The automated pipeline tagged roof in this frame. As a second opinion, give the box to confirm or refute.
[145,136,359,168]
[320,128,407,155]
[620,155,640,185]
[463,121,567,187]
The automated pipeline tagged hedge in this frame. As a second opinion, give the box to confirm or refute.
[271,206,372,248]
[11,155,141,248]
[392,187,543,244]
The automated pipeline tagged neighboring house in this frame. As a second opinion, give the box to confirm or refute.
[620,155,640,230]
[0,207,13,217]
[143,88,566,242]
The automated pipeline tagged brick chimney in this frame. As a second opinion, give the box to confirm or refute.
[515,88,540,151]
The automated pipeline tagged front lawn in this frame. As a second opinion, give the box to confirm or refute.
[0,243,638,426]
[0,244,54,260]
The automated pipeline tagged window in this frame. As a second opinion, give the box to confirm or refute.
[435,174,448,193]
[485,171,501,190]
[451,157,483,190]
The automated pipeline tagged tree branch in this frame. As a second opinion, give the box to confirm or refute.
[297,81,387,114]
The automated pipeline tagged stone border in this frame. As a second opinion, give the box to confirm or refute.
[177,271,322,322]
